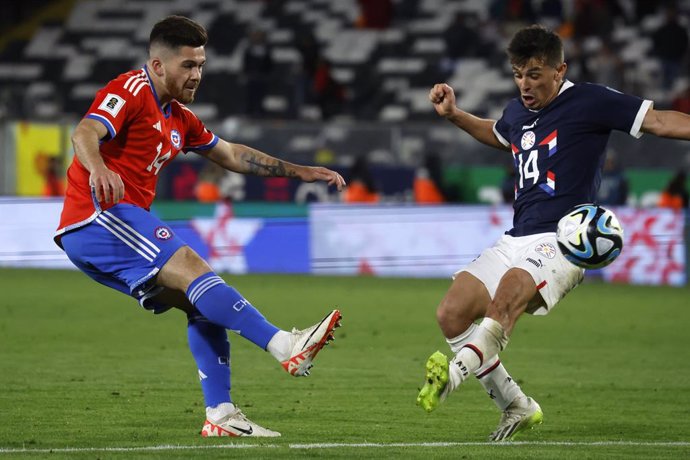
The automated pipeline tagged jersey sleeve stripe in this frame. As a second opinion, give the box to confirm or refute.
[123,75,138,91]
[185,134,219,151]
[123,70,146,87]
[86,113,116,139]
[630,99,653,139]
[493,122,510,147]
[132,80,148,96]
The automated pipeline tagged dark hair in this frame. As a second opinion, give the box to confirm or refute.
[507,25,563,68]
[149,15,208,53]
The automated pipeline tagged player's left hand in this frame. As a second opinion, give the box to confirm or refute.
[299,166,346,191]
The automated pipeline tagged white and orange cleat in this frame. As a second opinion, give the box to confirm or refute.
[201,407,281,438]
[281,309,342,376]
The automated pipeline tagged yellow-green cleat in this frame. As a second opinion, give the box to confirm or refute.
[416,351,449,412]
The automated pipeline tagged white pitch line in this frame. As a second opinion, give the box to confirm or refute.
[1,441,689,454]
[0,444,279,454]
[0,441,690,454]
[291,441,690,448]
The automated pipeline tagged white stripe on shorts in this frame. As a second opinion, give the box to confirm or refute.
[102,210,161,255]
[96,213,159,260]
[95,216,155,262]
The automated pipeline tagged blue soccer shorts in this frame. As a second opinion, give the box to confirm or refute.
[60,204,188,314]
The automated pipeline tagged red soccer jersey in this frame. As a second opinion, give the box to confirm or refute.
[55,66,218,243]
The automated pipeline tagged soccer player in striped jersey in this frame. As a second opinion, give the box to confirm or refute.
[417,24,690,441]
[54,16,345,438]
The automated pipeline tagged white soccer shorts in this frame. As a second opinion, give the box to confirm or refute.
[457,232,584,315]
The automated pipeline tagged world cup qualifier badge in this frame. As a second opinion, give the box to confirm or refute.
[155,226,172,240]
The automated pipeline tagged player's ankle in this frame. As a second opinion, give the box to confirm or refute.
[266,330,291,361]
[206,402,235,422]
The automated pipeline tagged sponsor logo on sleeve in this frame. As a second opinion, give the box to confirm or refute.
[98,93,126,117]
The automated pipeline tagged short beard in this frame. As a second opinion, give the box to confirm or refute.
[178,92,195,104]
[165,76,195,104]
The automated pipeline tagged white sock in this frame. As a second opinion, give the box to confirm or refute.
[454,317,509,375]
[445,323,477,354]
[266,330,291,361]
[476,357,524,411]
[446,323,524,410]
[206,402,235,422]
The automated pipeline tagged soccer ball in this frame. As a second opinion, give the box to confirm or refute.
[556,204,624,269]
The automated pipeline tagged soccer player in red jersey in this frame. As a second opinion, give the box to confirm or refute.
[55,16,345,437]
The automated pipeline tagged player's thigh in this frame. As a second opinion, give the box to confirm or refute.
[61,204,189,314]
[510,233,584,315]
[489,267,541,332]
[439,271,492,322]
[156,245,214,292]
[458,236,512,307]
[61,250,132,297]
[441,240,510,325]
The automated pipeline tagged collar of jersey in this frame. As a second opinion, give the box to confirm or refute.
[527,79,574,113]
[143,65,172,119]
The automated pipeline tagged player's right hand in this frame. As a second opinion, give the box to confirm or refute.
[90,166,124,204]
[429,83,456,118]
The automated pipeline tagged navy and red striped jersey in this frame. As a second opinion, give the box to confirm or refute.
[493,81,651,236]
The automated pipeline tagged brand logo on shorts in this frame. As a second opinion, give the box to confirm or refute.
[521,130,536,150]
[170,129,181,149]
[155,226,172,240]
[526,257,543,268]
[535,242,556,259]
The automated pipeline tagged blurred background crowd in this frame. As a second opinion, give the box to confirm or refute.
[1,0,689,209]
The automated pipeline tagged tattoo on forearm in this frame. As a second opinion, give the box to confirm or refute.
[242,151,295,177]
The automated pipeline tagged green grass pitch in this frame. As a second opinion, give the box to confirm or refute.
[1,268,689,459]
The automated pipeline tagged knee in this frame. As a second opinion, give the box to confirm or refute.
[176,245,205,266]
[435,297,456,327]
[158,246,213,292]
[436,297,479,337]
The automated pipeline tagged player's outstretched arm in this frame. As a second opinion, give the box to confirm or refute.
[72,118,125,203]
[641,107,690,140]
[206,139,346,191]
[430,83,508,151]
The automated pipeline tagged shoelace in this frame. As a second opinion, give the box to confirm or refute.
[499,409,522,426]
[232,410,249,422]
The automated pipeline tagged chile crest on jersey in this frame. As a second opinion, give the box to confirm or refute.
[170,129,182,149]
